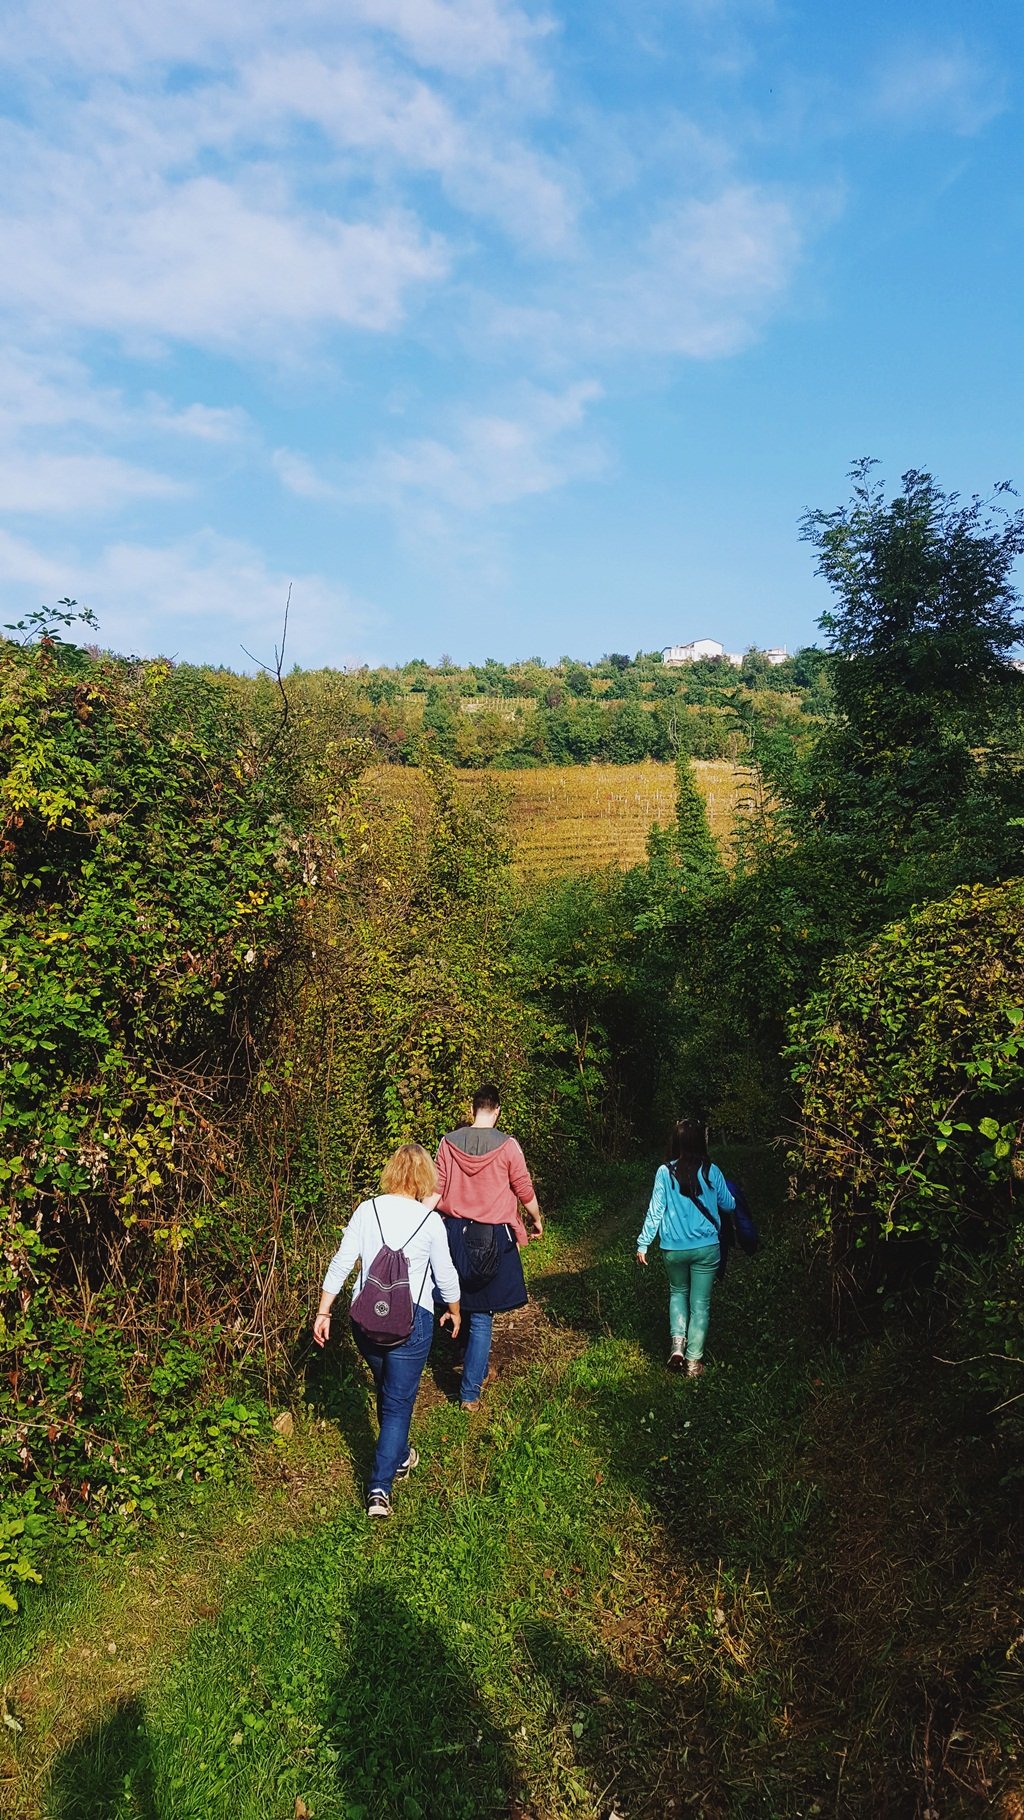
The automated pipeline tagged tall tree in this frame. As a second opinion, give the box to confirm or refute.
[673,752,724,896]
[632,754,724,935]
[797,461,1024,903]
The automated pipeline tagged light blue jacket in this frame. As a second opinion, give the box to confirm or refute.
[637,1163,736,1253]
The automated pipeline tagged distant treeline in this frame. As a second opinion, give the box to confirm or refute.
[192,645,833,768]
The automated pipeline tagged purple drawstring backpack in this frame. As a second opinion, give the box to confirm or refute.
[350,1200,432,1347]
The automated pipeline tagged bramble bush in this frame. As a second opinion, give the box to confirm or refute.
[788,879,1024,1423]
[277,757,605,1252]
[0,607,302,1607]
[0,611,628,1613]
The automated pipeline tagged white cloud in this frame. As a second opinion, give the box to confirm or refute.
[0,351,249,445]
[146,402,251,443]
[0,352,119,435]
[274,382,607,519]
[871,44,1006,136]
[348,379,605,521]
[0,0,844,660]
[0,452,183,515]
[0,157,447,351]
[273,448,342,503]
[241,50,575,250]
[4,0,550,81]
[0,527,376,667]
[0,352,249,522]
[345,0,553,79]
[610,183,807,357]
[487,182,813,361]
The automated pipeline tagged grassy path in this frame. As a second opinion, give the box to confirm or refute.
[3,1149,1022,1819]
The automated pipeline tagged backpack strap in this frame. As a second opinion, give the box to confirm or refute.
[698,1166,721,1236]
[390,1206,433,1315]
[668,1163,720,1236]
[698,1164,720,1237]
[357,1197,390,1294]
[403,1208,433,1249]
[357,1197,386,1294]
[405,1209,433,1312]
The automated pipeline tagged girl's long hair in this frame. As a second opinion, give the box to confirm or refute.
[666,1116,710,1204]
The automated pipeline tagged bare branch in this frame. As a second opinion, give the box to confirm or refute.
[241,583,292,764]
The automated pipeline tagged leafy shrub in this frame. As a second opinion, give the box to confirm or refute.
[788,879,1024,1419]
[0,609,301,1604]
[280,759,601,1253]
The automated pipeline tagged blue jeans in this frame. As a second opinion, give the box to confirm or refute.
[662,1245,719,1361]
[351,1303,433,1495]
[460,1311,493,1405]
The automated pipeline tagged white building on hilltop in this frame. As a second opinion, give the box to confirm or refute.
[662,639,790,668]
[663,638,742,668]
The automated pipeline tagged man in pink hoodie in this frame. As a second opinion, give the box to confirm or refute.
[435,1083,543,1410]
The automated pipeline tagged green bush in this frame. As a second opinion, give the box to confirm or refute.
[0,610,301,1606]
[788,878,1024,1418]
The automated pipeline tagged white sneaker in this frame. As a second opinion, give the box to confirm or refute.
[366,1489,392,1519]
[393,1447,420,1482]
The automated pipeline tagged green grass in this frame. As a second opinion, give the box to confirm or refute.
[5,1151,1022,1819]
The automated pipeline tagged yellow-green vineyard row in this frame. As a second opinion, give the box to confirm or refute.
[369,760,746,878]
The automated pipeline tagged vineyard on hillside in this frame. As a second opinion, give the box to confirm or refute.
[371,759,746,878]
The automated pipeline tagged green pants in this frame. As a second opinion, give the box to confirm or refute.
[662,1245,719,1361]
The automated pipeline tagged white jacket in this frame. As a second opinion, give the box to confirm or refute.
[322,1194,460,1311]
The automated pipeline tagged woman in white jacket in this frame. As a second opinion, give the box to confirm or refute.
[314,1144,460,1519]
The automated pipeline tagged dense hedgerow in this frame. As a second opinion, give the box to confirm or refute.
[276,757,611,1249]
[0,609,303,1604]
[0,622,623,1610]
[788,878,1024,1423]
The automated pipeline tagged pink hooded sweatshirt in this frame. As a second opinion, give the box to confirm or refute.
[435,1130,535,1248]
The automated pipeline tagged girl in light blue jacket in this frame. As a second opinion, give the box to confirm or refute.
[637,1116,735,1376]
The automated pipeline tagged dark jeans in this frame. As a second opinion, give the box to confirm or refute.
[351,1302,434,1495]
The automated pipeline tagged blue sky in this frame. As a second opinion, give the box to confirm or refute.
[1,0,1021,668]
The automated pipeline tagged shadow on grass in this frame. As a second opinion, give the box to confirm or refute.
[46,1697,157,1820]
[293,1318,379,1487]
[325,1585,523,1820]
[520,1618,715,1820]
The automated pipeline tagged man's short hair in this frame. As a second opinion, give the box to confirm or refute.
[472,1082,501,1114]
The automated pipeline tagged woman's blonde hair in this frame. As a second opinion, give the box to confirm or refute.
[380,1142,438,1201]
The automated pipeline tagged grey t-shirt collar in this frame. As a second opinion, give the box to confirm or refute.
[445,1126,508,1156]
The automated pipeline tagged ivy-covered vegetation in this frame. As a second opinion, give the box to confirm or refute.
[0,612,621,1609]
[788,881,1024,1409]
[0,604,304,1603]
